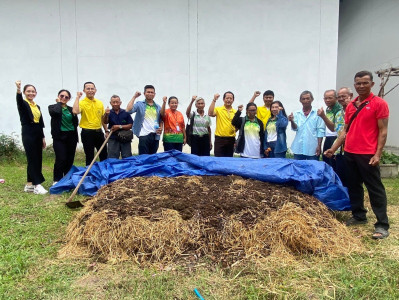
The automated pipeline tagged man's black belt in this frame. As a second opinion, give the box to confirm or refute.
[82,128,102,132]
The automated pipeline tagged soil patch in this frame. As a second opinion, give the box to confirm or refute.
[90,175,320,227]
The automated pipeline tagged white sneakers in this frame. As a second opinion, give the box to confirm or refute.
[24,184,35,192]
[24,184,48,194]
[33,184,48,195]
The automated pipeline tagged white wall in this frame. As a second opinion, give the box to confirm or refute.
[0,0,339,153]
[337,0,399,147]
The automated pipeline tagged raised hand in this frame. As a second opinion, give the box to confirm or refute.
[15,80,22,90]
[105,106,111,114]
[317,107,325,118]
[163,96,167,103]
[77,91,83,99]
[254,91,261,97]
[288,113,294,122]
[213,94,220,101]
[134,91,141,98]
[237,104,244,112]
[191,95,197,102]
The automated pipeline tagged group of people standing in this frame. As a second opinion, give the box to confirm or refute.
[15,70,390,239]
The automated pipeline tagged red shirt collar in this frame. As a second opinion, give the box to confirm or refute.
[352,92,375,105]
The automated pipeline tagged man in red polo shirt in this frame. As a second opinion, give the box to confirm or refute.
[324,70,389,239]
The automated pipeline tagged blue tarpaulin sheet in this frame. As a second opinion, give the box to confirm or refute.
[50,150,351,211]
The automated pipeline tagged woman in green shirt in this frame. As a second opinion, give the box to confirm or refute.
[48,90,79,185]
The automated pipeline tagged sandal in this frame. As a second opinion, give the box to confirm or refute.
[372,227,389,239]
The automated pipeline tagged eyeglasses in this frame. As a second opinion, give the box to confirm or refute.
[59,95,70,100]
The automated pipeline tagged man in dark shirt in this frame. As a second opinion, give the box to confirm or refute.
[103,95,133,158]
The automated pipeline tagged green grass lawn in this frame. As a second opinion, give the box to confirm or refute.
[0,152,398,299]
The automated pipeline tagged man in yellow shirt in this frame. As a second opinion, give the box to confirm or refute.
[208,91,237,157]
[248,90,274,128]
[72,82,108,165]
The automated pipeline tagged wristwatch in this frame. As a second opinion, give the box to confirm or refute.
[119,125,122,129]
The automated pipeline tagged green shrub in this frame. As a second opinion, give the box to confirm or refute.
[0,133,24,160]
[380,150,399,164]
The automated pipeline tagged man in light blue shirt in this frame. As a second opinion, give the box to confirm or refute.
[288,90,325,160]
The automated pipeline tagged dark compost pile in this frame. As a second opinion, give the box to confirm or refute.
[60,175,361,265]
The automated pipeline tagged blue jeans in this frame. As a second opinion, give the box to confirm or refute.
[108,138,132,159]
[273,151,286,158]
[266,141,286,158]
[294,154,319,161]
[138,133,159,155]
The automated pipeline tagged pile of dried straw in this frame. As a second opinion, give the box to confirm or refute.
[59,175,362,265]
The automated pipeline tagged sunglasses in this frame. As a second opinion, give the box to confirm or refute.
[59,94,70,100]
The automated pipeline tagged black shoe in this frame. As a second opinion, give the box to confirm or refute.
[345,217,368,226]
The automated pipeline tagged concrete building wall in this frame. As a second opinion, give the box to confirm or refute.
[1,0,339,153]
[337,0,399,147]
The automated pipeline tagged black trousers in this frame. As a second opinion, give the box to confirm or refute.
[345,152,389,230]
[322,136,337,171]
[22,124,45,185]
[53,131,77,181]
[163,142,183,151]
[81,129,107,166]
[191,134,211,156]
[214,136,235,157]
[138,133,159,155]
[335,153,347,187]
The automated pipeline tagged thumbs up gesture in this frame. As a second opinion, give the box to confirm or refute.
[317,107,325,118]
